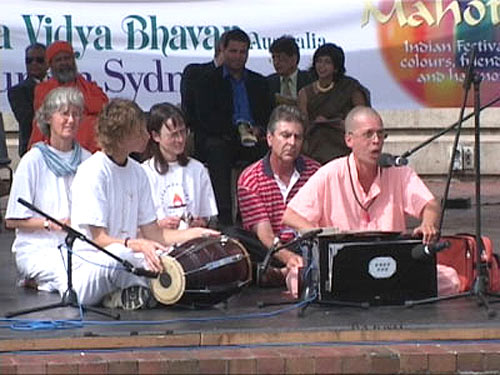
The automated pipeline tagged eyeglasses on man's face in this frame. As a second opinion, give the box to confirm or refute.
[350,129,388,140]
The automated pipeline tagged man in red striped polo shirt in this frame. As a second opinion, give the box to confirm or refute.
[235,105,320,286]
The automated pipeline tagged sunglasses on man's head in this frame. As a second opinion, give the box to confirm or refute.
[26,57,45,64]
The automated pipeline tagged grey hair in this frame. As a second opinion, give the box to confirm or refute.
[267,104,306,134]
[344,106,382,133]
[35,87,84,137]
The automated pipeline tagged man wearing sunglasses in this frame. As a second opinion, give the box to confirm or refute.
[7,43,48,156]
[27,41,108,153]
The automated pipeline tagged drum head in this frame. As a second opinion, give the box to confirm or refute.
[151,255,186,305]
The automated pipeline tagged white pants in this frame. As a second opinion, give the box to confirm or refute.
[71,243,149,306]
[15,247,68,294]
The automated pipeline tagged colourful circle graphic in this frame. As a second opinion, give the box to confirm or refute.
[377,0,500,107]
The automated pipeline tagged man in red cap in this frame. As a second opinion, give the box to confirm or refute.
[28,41,108,153]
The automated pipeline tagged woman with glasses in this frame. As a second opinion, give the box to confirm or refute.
[5,87,91,293]
[142,103,218,229]
[297,43,370,165]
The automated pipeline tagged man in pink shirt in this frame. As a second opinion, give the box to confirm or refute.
[283,106,439,243]
[282,106,459,296]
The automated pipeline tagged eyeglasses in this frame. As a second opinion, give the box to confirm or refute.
[25,57,45,64]
[350,129,388,140]
[166,128,190,139]
[58,110,82,120]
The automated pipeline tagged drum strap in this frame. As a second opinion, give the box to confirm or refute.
[184,254,245,276]
[173,238,222,260]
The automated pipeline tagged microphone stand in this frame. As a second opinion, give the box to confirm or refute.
[257,229,368,313]
[396,95,500,162]
[5,199,158,319]
[404,49,498,317]
[256,229,323,287]
[256,229,322,308]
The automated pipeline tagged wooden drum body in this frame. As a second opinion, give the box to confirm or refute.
[151,236,251,307]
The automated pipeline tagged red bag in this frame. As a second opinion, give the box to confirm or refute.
[437,234,500,292]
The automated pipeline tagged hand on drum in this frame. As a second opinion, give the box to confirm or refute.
[128,238,165,273]
[186,227,220,238]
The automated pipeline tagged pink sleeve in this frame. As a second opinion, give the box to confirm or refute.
[287,168,326,226]
[402,167,435,218]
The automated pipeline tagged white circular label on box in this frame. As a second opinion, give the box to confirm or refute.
[368,257,396,279]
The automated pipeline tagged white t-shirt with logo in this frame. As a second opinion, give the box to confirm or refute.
[142,157,218,225]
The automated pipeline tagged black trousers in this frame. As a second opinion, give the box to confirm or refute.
[196,135,267,226]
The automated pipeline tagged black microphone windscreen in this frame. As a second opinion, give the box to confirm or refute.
[411,244,428,260]
[412,241,451,260]
[300,228,323,240]
[378,153,395,168]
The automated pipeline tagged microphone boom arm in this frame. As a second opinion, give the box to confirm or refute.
[400,95,500,160]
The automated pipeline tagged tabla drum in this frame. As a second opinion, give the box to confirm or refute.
[151,235,252,307]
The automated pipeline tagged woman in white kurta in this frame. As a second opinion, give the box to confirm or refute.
[142,103,218,229]
[5,87,91,293]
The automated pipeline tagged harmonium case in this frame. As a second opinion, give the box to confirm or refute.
[315,230,437,305]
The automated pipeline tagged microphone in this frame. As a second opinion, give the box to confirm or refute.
[378,153,409,168]
[411,240,450,260]
[297,228,323,241]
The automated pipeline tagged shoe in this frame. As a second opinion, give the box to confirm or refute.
[18,278,38,290]
[237,122,258,147]
[258,266,286,288]
[102,286,157,310]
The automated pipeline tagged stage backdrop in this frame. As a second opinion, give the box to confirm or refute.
[1,0,499,112]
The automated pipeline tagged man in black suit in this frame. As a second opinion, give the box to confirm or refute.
[267,36,312,107]
[195,29,272,226]
[180,31,227,142]
[7,43,48,156]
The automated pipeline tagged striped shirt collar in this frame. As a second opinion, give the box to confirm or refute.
[262,151,306,178]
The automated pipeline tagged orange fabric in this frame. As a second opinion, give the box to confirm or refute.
[46,41,74,64]
[29,75,108,153]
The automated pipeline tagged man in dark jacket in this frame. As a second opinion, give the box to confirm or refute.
[195,29,272,226]
[8,43,48,156]
[267,36,312,108]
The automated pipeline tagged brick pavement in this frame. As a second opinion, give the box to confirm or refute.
[2,341,500,374]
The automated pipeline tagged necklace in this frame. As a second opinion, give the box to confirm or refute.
[346,158,379,223]
[316,80,334,93]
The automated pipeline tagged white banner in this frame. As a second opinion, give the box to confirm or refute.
[1,0,499,112]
